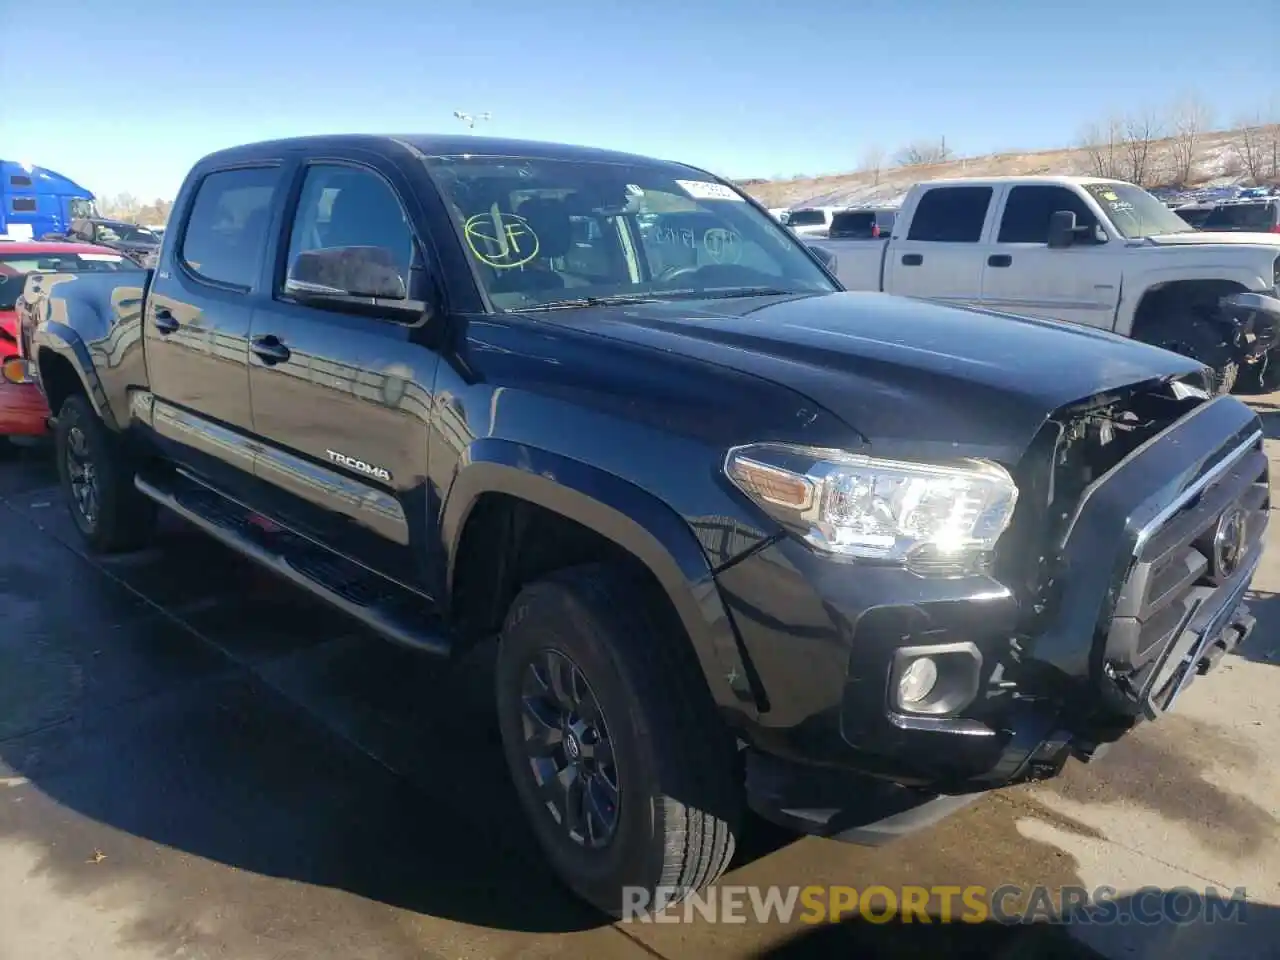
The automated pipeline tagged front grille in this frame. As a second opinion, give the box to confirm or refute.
[1103,432,1269,705]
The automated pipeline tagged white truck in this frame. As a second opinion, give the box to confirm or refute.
[809,176,1280,391]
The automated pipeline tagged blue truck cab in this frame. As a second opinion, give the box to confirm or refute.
[0,160,97,241]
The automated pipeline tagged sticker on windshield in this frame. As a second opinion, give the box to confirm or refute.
[464,207,539,269]
[703,228,743,264]
[675,180,744,202]
[78,253,126,262]
[1101,191,1119,201]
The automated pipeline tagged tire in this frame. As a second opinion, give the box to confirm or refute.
[54,394,156,553]
[1233,353,1280,395]
[495,564,742,918]
[1133,304,1238,396]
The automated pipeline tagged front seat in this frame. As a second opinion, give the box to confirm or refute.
[489,197,573,294]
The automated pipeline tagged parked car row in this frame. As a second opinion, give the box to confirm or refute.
[38,216,163,266]
[3,133,1276,922]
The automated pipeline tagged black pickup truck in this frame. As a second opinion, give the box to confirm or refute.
[17,134,1269,916]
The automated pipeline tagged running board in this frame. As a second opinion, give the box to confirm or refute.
[134,474,452,657]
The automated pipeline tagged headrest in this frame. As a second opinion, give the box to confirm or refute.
[327,176,408,258]
[515,197,572,258]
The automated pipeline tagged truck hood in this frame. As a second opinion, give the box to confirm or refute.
[527,291,1204,462]
[1144,231,1280,248]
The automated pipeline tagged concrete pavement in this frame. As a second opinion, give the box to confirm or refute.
[0,400,1276,959]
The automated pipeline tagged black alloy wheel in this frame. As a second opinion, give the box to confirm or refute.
[519,648,621,849]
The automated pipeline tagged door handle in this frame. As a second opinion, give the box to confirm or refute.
[153,308,180,334]
[901,253,923,266]
[251,335,291,365]
[987,254,1013,267]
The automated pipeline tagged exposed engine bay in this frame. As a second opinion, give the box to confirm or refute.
[997,374,1211,625]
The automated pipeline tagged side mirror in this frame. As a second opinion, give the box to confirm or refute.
[1047,211,1077,249]
[807,243,838,273]
[284,245,434,325]
[287,245,408,300]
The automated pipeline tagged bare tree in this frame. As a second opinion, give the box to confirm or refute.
[1265,96,1280,180]
[1122,109,1162,186]
[894,137,950,167]
[99,192,142,220]
[1079,116,1124,178]
[860,145,885,185]
[1169,95,1212,185]
[1235,115,1268,181]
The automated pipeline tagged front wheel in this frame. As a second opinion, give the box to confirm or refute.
[1233,353,1280,395]
[1133,306,1238,395]
[55,394,156,553]
[495,564,742,918]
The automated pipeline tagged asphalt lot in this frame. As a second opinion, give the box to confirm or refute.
[1,402,1278,960]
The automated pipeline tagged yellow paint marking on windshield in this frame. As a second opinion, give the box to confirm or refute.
[464,210,539,269]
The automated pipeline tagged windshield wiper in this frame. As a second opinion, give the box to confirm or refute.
[661,286,808,301]
[518,287,808,312]
[518,294,666,312]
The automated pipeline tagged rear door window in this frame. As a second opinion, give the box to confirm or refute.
[180,167,281,289]
[906,187,993,242]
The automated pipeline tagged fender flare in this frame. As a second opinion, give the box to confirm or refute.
[441,437,761,718]
[32,321,120,430]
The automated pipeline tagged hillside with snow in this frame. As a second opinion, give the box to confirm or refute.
[742,127,1278,211]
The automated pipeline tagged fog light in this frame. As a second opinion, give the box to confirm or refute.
[898,657,938,705]
[1,357,31,384]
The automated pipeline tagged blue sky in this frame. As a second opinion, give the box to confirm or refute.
[2,0,1275,200]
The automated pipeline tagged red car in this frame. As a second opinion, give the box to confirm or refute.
[0,242,135,443]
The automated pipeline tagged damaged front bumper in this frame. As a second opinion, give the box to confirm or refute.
[1219,290,1280,362]
[715,393,1269,844]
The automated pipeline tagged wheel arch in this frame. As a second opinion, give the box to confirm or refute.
[441,438,763,719]
[1118,274,1254,339]
[34,323,119,430]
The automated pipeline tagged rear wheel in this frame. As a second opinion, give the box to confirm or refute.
[55,394,156,553]
[495,564,742,918]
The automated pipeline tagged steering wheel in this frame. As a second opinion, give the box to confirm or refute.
[656,264,703,284]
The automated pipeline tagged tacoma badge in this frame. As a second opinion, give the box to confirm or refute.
[325,449,392,482]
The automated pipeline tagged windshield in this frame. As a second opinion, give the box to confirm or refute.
[68,198,97,219]
[785,209,827,227]
[0,251,133,310]
[424,155,836,310]
[1081,183,1195,239]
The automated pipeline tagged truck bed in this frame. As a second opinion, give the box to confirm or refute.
[806,236,889,291]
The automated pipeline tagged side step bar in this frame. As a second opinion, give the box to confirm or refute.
[134,474,452,657]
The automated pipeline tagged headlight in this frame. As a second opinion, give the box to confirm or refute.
[725,443,1018,570]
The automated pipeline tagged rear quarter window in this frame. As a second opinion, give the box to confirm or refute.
[180,167,282,289]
